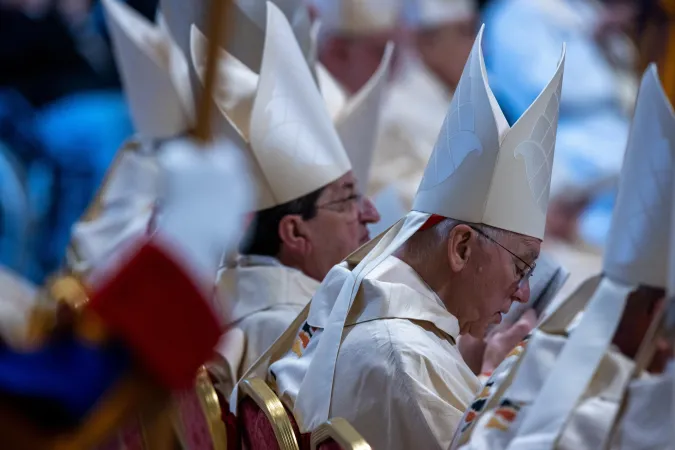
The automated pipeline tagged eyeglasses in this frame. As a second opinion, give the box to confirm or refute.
[469,226,536,289]
[316,193,363,216]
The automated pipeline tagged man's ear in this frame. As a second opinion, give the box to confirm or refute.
[447,224,474,272]
[278,215,310,255]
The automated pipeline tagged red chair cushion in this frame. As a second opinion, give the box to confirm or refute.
[240,398,279,450]
[212,384,241,450]
[239,397,311,450]
[317,439,342,450]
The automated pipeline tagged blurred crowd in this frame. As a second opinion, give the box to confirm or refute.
[0,0,671,284]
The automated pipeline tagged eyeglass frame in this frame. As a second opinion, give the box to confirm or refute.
[315,193,363,215]
[468,225,536,289]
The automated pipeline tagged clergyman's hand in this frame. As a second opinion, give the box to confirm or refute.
[481,309,537,375]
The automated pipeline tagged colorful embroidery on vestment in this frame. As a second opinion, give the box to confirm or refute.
[291,322,319,357]
[505,338,529,359]
[486,399,523,432]
[459,380,494,433]
[457,336,531,436]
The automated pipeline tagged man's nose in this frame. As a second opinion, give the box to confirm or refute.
[359,196,381,224]
[512,278,531,304]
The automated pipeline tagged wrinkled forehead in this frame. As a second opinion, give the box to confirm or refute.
[503,231,541,264]
[320,170,357,200]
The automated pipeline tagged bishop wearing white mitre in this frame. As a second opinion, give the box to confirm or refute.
[170,2,394,396]
[230,25,566,450]
[453,63,675,450]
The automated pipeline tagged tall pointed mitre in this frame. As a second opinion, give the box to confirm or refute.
[102,0,194,138]
[159,0,312,75]
[291,25,566,431]
[311,0,402,34]
[413,25,564,239]
[605,64,675,289]
[187,0,393,194]
[191,2,352,210]
[491,66,675,443]
[332,43,394,190]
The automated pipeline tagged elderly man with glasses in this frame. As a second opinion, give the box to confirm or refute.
[253,28,565,450]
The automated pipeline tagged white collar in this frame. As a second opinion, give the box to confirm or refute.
[220,255,320,323]
[308,256,460,341]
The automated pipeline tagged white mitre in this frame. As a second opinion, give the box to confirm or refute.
[310,0,403,35]
[159,0,314,75]
[604,64,675,290]
[70,0,194,275]
[404,0,476,28]
[102,0,194,138]
[493,65,675,445]
[414,25,564,239]
[191,2,352,211]
[292,25,566,430]
[72,0,251,277]
[187,0,393,193]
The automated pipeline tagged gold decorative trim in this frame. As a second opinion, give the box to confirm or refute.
[310,418,371,450]
[195,366,229,450]
[82,139,141,222]
[25,274,91,346]
[239,378,299,450]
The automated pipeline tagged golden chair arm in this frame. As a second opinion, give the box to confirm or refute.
[310,418,371,450]
[173,366,228,450]
[239,378,299,450]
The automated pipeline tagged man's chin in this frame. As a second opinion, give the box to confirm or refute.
[464,321,490,339]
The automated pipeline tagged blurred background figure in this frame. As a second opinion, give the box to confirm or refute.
[368,0,478,222]
[481,0,639,249]
[0,0,157,282]
[309,0,405,95]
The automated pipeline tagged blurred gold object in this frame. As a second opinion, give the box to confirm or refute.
[24,273,90,346]
[639,1,675,103]
[310,418,371,450]
[661,0,675,101]
[239,378,299,450]
[173,366,229,450]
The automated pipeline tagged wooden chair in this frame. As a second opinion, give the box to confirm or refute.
[237,378,302,450]
[310,418,371,450]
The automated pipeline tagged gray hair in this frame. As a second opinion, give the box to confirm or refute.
[398,218,508,264]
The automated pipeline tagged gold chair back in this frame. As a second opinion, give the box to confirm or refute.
[238,378,299,450]
[310,418,371,450]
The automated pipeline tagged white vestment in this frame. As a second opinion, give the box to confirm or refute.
[269,256,480,450]
[368,58,453,209]
[213,255,319,397]
[68,138,159,278]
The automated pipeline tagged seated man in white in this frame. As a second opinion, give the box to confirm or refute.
[453,63,675,450]
[236,26,566,450]
[184,4,392,397]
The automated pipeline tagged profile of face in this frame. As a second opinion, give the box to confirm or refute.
[415,16,477,90]
[445,224,541,338]
[320,29,403,94]
[278,171,380,280]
